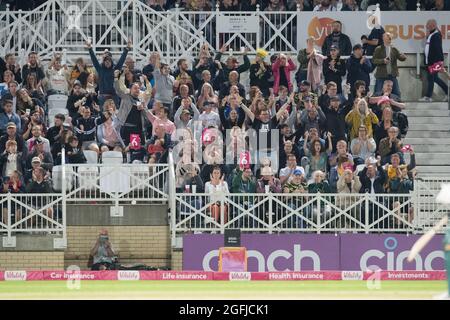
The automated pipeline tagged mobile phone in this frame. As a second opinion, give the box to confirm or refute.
[25,109,30,115]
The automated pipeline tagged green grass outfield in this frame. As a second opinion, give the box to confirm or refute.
[0,280,446,299]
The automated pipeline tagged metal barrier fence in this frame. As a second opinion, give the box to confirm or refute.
[173,192,417,234]
[62,163,169,203]
[0,193,65,246]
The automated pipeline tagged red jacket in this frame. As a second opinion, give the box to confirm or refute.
[272,57,296,94]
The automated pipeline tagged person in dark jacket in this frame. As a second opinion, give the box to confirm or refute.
[321,21,352,56]
[0,122,26,155]
[21,51,45,85]
[322,45,346,94]
[359,156,386,194]
[346,44,372,92]
[419,19,448,102]
[249,49,272,97]
[86,39,131,107]
[25,166,54,219]
[66,80,94,120]
[214,45,251,83]
[323,95,347,152]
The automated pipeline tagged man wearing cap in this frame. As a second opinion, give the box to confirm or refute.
[0,121,26,155]
[86,39,131,107]
[279,154,305,185]
[321,21,352,56]
[26,138,53,172]
[0,100,21,135]
[174,98,200,131]
[346,44,372,92]
[256,166,282,193]
[323,94,347,152]
[323,45,346,94]
[294,80,318,110]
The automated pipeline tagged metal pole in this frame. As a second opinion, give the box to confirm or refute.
[7,193,11,238]
[61,148,67,243]
[268,193,273,234]
[365,193,369,233]
[416,2,421,77]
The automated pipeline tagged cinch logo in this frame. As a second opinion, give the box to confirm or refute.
[342,271,363,280]
[307,17,335,47]
[203,245,321,272]
[118,271,140,281]
[229,272,251,281]
[359,237,444,271]
[4,271,27,281]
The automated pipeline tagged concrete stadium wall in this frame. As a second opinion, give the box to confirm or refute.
[65,225,170,269]
[64,203,171,270]
[0,252,64,270]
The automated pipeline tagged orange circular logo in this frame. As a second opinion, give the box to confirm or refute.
[307,17,336,47]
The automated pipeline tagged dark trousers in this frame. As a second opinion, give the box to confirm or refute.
[426,71,448,98]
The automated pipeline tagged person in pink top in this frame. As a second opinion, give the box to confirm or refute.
[146,104,176,135]
[272,53,296,95]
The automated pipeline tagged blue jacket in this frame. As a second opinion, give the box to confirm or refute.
[346,54,372,89]
[88,47,129,95]
[0,112,21,134]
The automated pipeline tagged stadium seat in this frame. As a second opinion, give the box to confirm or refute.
[83,150,98,164]
[52,165,74,192]
[48,94,68,111]
[102,151,123,164]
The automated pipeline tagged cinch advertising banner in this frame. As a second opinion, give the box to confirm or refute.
[183,234,445,272]
[297,11,450,53]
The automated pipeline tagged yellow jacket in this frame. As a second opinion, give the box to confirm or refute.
[345,110,379,140]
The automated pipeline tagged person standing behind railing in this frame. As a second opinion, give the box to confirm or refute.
[385,150,415,227]
[85,39,131,107]
[25,166,53,222]
[1,170,25,227]
[205,166,229,226]
[372,32,407,97]
[419,19,448,102]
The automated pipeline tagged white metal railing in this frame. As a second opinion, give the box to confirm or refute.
[172,191,448,241]
[415,177,450,231]
[0,193,65,236]
[2,0,449,69]
[62,163,169,203]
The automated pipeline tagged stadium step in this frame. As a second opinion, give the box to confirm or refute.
[415,153,450,166]
[408,124,449,131]
[409,144,450,153]
[415,165,450,175]
[403,110,449,117]
[406,131,450,138]
[405,102,448,111]
[407,117,450,125]
[404,137,450,145]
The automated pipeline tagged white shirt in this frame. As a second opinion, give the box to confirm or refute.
[205,181,229,203]
[279,166,305,179]
[199,111,221,129]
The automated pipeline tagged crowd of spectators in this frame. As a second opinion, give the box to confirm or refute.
[2,0,449,12]
[142,0,450,11]
[0,7,448,228]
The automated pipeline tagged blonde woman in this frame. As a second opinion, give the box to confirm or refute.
[197,82,218,112]
[345,98,378,140]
